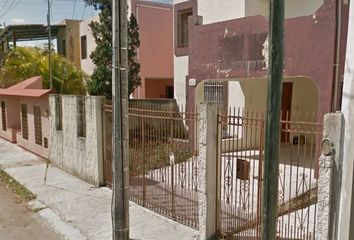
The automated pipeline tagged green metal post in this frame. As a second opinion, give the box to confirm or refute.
[262,0,284,239]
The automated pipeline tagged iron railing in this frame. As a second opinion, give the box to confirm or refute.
[104,104,200,229]
[217,109,323,239]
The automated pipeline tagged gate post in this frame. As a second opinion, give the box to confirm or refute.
[198,103,220,240]
[316,112,344,240]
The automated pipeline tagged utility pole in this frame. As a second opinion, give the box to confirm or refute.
[262,0,284,239]
[338,0,354,238]
[47,0,53,89]
[112,0,129,239]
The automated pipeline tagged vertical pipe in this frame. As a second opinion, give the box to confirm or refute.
[262,0,284,239]
[47,0,53,89]
[112,0,129,239]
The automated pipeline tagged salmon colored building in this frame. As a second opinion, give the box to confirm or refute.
[79,1,174,99]
[0,76,51,158]
[131,0,174,99]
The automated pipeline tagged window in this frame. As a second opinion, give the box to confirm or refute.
[77,97,86,138]
[34,106,42,145]
[177,8,193,48]
[1,101,6,131]
[166,86,174,99]
[21,104,28,140]
[55,95,63,131]
[62,39,66,57]
[204,82,224,103]
[81,35,87,59]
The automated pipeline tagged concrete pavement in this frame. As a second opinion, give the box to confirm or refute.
[0,138,198,240]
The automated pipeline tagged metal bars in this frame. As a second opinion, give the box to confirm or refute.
[217,108,322,240]
[104,104,200,229]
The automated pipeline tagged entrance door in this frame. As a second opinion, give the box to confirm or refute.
[281,82,293,142]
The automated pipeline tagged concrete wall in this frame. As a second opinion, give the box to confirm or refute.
[65,20,82,69]
[16,96,50,159]
[80,16,99,76]
[0,96,20,142]
[56,20,82,69]
[49,95,105,186]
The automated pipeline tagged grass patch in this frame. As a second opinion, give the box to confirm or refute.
[0,168,35,202]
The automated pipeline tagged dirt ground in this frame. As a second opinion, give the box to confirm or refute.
[0,185,63,240]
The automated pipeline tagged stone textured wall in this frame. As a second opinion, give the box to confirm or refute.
[49,95,105,186]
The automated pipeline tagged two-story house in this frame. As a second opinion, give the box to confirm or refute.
[173,0,349,118]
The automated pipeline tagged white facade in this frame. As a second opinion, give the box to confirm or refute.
[173,0,325,109]
[80,16,99,76]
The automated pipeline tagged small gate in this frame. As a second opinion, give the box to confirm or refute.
[103,104,200,229]
[217,109,323,239]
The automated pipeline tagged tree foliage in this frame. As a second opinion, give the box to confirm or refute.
[85,0,141,98]
[0,47,86,95]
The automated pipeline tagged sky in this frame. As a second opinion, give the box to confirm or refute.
[0,0,173,26]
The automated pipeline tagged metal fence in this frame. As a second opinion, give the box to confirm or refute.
[217,109,323,239]
[104,104,200,229]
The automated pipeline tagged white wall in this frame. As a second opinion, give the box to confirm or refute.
[339,0,354,238]
[174,55,188,107]
[290,77,318,115]
[245,0,324,18]
[80,16,99,76]
[198,0,245,24]
[49,95,105,186]
[228,81,245,110]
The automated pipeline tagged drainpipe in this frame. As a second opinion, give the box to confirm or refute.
[331,0,342,112]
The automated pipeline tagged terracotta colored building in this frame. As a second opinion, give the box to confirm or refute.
[0,76,51,158]
[174,0,349,117]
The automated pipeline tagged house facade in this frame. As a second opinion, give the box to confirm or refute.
[0,76,51,158]
[79,1,174,99]
[173,0,349,118]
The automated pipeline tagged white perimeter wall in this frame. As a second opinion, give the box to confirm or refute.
[49,95,105,186]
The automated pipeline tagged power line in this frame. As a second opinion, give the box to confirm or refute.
[72,0,77,19]
[0,0,16,18]
[81,5,87,20]
[0,0,11,15]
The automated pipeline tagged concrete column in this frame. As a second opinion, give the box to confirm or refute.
[316,113,344,240]
[198,103,219,240]
[339,1,354,239]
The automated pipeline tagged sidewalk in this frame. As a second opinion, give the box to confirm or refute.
[0,138,199,240]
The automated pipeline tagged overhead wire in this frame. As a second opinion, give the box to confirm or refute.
[0,0,24,19]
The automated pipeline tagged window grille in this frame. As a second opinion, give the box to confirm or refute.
[1,101,6,131]
[21,104,28,140]
[55,95,63,131]
[34,106,42,145]
[81,35,87,59]
[204,82,224,103]
[77,97,86,138]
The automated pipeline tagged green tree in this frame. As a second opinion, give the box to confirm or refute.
[85,0,141,98]
[0,47,86,95]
